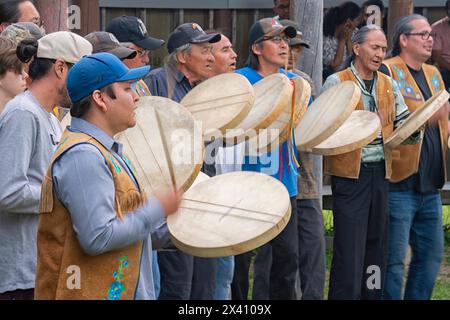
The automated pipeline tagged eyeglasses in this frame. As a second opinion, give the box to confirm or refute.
[257,35,289,44]
[404,31,436,40]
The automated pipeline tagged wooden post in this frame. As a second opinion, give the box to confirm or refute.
[291,0,324,206]
[70,0,100,36]
[388,0,414,45]
[214,9,232,39]
[34,0,68,33]
[290,0,323,95]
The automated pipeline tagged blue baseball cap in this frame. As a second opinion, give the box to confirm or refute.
[67,52,150,103]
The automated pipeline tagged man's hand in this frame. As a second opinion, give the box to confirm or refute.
[154,189,183,217]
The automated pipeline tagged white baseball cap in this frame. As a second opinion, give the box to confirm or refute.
[37,31,93,64]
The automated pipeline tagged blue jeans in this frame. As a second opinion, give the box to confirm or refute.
[214,256,234,300]
[384,191,444,300]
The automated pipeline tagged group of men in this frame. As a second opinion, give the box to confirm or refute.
[0,0,448,300]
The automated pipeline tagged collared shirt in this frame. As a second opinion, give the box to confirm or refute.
[322,62,411,163]
[0,90,62,293]
[144,66,192,103]
[52,117,167,300]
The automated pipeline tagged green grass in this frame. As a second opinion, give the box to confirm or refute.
[247,208,450,299]
[432,245,450,300]
[323,207,450,300]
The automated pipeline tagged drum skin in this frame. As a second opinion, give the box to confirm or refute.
[116,96,204,195]
[167,171,292,258]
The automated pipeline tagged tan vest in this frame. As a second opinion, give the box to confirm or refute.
[324,68,395,179]
[383,56,448,182]
[35,131,148,300]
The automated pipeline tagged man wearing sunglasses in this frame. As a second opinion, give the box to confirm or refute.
[230,17,300,300]
[380,14,450,300]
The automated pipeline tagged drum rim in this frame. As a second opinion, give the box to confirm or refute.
[385,90,450,149]
[222,74,293,145]
[296,81,362,151]
[181,73,256,135]
[311,110,382,156]
[246,76,312,156]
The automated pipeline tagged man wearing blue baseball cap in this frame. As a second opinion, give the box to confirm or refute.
[34,52,181,300]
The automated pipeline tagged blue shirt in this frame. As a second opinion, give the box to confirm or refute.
[144,66,192,103]
[236,67,298,197]
[52,117,168,300]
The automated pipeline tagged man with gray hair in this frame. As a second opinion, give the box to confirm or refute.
[145,23,221,300]
[380,14,449,300]
[323,24,417,300]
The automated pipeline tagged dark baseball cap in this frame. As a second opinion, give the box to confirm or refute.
[106,16,165,50]
[84,31,137,60]
[67,52,150,103]
[167,23,221,54]
[248,17,297,45]
[280,20,310,49]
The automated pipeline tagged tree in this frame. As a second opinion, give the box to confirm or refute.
[388,0,414,46]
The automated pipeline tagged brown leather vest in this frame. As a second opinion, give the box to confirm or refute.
[383,56,448,182]
[324,68,395,179]
[35,131,148,300]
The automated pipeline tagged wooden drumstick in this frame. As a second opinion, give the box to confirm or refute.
[154,109,177,190]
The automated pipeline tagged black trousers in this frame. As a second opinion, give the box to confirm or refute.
[328,162,389,300]
[252,199,326,300]
[231,197,299,300]
[0,289,34,300]
[158,251,217,300]
[158,159,217,300]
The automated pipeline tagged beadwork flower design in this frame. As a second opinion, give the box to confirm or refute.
[105,256,129,300]
[393,66,421,101]
[431,74,441,93]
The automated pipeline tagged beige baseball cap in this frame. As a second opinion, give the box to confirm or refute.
[37,31,93,64]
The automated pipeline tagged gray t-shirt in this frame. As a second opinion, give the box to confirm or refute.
[0,90,62,293]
